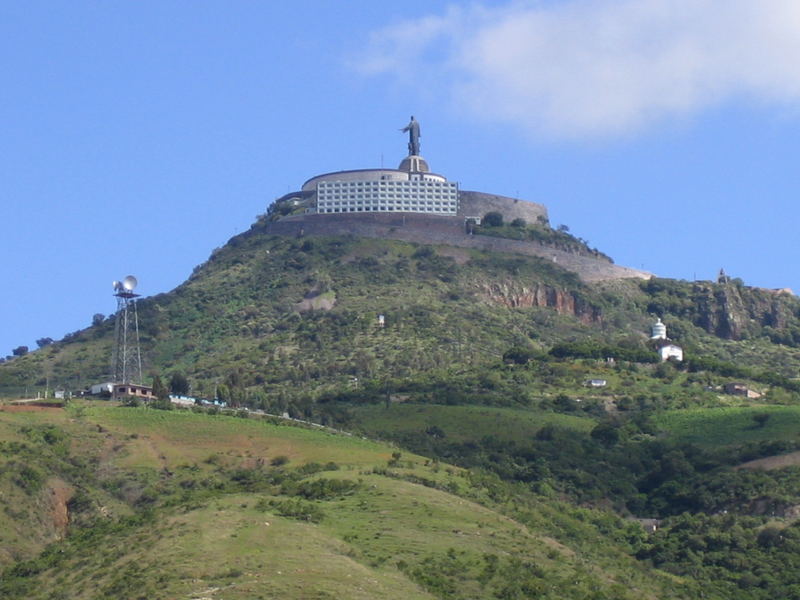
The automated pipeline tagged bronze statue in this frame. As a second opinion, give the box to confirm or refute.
[401,116,420,156]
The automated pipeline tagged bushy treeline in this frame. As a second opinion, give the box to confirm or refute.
[687,356,800,392]
[474,217,612,261]
[378,414,800,518]
[638,513,800,599]
[549,341,658,363]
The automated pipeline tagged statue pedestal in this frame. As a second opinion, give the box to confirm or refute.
[398,155,430,174]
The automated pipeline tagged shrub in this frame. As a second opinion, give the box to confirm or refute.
[483,211,503,227]
[267,498,325,523]
[149,398,173,411]
[15,464,43,491]
[282,478,360,500]
[503,345,539,365]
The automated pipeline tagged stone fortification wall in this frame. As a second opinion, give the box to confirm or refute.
[458,191,548,223]
[262,213,651,283]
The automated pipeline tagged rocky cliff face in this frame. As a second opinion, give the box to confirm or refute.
[692,283,797,340]
[478,279,798,340]
[644,278,799,341]
[478,280,601,324]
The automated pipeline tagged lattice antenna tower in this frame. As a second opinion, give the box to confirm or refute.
[111,275,142,384]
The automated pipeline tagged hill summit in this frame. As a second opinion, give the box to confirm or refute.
[265,119,650,283]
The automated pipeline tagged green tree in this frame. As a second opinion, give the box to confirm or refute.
[483,211,503,227]
[151,375,169,401]
[169,371,190,396]
[503,345,538,365]
[591,422,620,446]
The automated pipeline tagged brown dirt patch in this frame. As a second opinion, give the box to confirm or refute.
[295,287,336,312]
[737,451,800,471]
[435,246,471,264]
[0,405,63,413]
[295,295,335,312]
[47,478,74,539]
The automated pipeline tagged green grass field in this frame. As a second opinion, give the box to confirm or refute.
[652,404,800,446]
[87,404,398,469]
[352,403,595,443]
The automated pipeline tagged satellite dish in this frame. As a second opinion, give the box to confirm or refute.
[122,275,138,291]
[112,280,121,291]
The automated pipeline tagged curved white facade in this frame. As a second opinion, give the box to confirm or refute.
[302,168,458,216]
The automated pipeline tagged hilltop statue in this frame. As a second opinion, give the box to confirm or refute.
[401,116,421,156]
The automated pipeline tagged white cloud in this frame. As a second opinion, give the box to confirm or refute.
[357,0,800,138]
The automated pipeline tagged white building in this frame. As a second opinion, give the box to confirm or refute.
[89,382,114,395]
[170,394,198,407]
[302,155,458,216]
[650,318,667,340]
[658,344,684,362]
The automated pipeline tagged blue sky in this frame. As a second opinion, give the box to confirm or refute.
[2,0,799,356]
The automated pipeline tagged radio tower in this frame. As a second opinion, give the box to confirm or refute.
[111,275,142,384]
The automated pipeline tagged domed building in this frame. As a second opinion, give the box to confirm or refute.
[649,317,683,362]
[650,318,667,340]
[302,156,458,216]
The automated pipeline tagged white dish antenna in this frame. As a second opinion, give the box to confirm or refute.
[112,280,122,291]
[122,275,138,291]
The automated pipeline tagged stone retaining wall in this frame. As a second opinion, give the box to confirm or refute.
[458,190,548,223]
[262,213,651,283]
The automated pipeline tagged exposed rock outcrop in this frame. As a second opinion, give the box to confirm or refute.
[692,282,797,340]
[478,280,601,323]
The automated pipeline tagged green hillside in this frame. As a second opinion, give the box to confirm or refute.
[1,401,688,600]
[4,220,800,597]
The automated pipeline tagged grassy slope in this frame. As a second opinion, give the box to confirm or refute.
[353,403,594,443]
[651,404,800,447]
[349,390,800,449]
[0,401,685,600]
